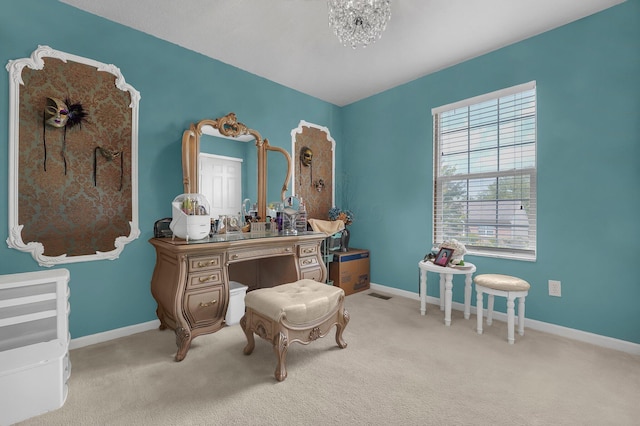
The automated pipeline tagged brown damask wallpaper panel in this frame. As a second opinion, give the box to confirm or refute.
[294,125,334,221]
[18,58,133,257]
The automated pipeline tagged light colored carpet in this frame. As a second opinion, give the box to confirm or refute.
[18,291,640,426]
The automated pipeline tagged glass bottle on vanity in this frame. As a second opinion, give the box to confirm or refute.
[295,197,308,233]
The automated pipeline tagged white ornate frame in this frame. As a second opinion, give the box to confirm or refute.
[290,120,336,207]
[5,45,140,266]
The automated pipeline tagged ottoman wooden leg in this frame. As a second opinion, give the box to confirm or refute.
[335,308,350,349]
[240,315,255,355]
[274,332,288,382]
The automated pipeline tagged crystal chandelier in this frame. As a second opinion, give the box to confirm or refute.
[328,0,392,49]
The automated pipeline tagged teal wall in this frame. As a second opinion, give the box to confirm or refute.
[0,0,341,338]
[342,1,640,344]
[1,0,638,344]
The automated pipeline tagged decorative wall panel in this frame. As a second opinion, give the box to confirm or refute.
[6,46,140,266]
[291,121,335,221]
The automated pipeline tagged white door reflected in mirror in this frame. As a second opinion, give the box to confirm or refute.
[199,154,243,220]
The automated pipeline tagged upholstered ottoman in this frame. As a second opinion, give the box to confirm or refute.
[240,279,349,381]
[474,274,530,344]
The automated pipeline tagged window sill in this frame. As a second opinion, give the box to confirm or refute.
[466,250,536,262]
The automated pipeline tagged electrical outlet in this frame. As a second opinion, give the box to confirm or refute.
[549,280,562,297]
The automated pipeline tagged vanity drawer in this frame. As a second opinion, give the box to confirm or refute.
[187,270,223,289]
[301,268,323,282]
[189,255,222,272]
[298,244,319,257]
[227,245,294,262]
[299,255,319,269]
[184,287,225,328]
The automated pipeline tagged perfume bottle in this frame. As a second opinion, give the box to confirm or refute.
[295,197,307,233]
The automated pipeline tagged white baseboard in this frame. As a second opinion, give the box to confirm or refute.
[70,320,160,350]
[70,284,640,357]
[368,282,640,356]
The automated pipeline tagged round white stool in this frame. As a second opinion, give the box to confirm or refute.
[474,274,530,344]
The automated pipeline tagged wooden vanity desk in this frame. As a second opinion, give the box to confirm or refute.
[149,232,326,361]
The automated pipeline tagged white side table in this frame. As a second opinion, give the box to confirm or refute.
[418,260,476,326]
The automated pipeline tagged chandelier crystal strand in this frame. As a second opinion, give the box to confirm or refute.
[328,0,391,49]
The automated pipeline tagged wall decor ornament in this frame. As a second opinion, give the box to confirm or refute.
[299,146,314,190]
[93,146,124,191]
[6,45,140,266]
[43,96,88,174]
[300,146,313,167]
[291,121,336,221]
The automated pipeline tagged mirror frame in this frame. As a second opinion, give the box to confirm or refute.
[6,45,140,266]
[181,113,292,221]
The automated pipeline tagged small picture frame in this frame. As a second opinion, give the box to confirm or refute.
[433,247,455,267]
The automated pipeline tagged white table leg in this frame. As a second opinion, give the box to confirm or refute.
[464,273,472,319]
[444,273,453,326]
[476,288,484,334]
[420,268,427,315]
[418,261,477,327]
[439,274,445,311]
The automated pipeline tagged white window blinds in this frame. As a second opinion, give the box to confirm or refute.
[432,82,537,260]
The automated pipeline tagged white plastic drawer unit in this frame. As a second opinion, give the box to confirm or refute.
[0,268,71,426]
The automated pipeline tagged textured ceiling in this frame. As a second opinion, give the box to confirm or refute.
[60,0,624,106]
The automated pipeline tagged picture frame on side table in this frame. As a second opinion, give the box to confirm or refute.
[433,247,455,267]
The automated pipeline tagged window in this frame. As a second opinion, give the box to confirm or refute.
[432,82,537,260]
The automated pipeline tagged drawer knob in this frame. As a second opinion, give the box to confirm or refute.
[199,299,217,307]
[303,248,313,253]
[198,275,216,283]
[231,254,239,260]
[197,260,216,268]
[285,247,292,252]
[302,259,313,265]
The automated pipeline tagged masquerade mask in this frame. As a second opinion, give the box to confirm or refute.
[44,97,69,128]
[300,147,313,167]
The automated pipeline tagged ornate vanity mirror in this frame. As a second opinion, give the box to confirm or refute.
[181,113,292,221]
[6,46,140,266]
